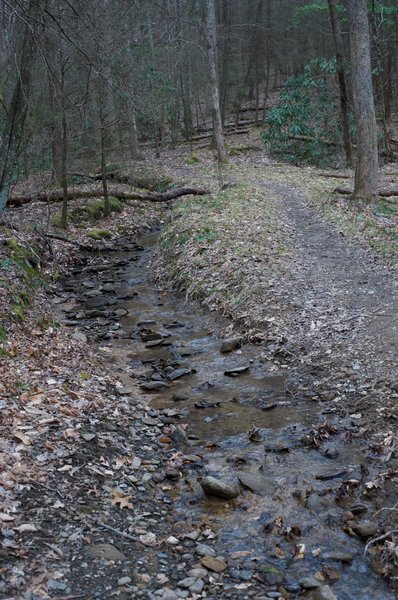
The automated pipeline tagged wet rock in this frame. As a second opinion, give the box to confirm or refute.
[87,543,126,561]
[201,476,240,500]
[322,447,339,459]
[165,469,180,480]
[140,381,170,391]
[237,471,271,495]
[321,551,354,564]
[168,368,192,381]
[86,296,117,308]
[263,566,283,585]
[224,365,250,377]
[171,392,189,402]
[102,283,116,292]
[189,580,204,594]
[315,468,347,480]
[161,589,178,600]
[196,544,216,557]
[146,339,165,348]
[177,578,196,589]
[118,576,132,586]
[220,336,242,353]
[305,493,332,511]
[114,308,128,318]
[187,568,207,579]
[264,443,290,453]
[349,520,378,538]
[300,577,322,589]
[230,569,252,581]
[305,585,337,600]
[200,556,227,573]
[171,426,190,445]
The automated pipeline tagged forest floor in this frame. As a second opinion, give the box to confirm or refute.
[0,136,397,600]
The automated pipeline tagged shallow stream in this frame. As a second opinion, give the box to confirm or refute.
[61,231,394,599]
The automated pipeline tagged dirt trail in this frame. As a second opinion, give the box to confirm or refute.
[255,180,398,420]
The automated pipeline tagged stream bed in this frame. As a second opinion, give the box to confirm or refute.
[60,230,395,599]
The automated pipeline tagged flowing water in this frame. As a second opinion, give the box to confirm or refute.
[62,231,395,599]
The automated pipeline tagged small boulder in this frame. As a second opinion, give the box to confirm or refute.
[201,476,239,500]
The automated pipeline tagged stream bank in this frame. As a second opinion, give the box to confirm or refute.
[54,227,396,600]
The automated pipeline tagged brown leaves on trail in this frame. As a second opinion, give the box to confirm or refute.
[110,489,134,510]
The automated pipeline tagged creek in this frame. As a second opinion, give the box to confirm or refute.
[61,230,394,599]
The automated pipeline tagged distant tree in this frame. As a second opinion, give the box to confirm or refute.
[0,0,40,213]
[203,0,228,163]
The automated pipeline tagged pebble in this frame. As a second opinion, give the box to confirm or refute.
[196,543,216,557]
[201,555,227,572]
[190,579,205,593]
[161,590,178,600]
[306,585,338,600]
[187,568,208,578]
[300,577,322,589]
[118,576,132,586]
[177,577,196,589]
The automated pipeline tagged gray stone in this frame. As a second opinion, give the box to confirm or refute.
[305,493,332,511]
[350,520,378,538]
[140,381,170,391]
[315,468,347,480]
[224,365,250,377]
[161,590,178,600]
[177,578,196,589]
[118,576,132,585]
[189,579,204,594]
[196,543,216,557]
[220,336,242,353]
[321,552,354,563]
[306,585,338,600]
[201,476,240,500]
[187,568,208,579]
[87,543,125,561]
[168,368,192,381]
[237,471,271,495]
[171,426,190,445]
[71,331,87,342]
[299,577,322,589]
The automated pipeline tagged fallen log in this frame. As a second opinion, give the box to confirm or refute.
[7,186,209,208]
[334,187,398,197]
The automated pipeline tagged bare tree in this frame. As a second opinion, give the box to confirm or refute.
[347,0,379,201]
[0,0,40,213]
[203,0,228,163]
[328,0,352,166]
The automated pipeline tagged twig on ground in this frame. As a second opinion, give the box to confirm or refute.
[364,529,398,558]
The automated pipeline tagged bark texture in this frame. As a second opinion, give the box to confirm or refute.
[347,0,379,201]
[204,0,228,163]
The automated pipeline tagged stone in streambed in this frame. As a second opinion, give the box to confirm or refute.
[140,381,170,391]
[224,365,249,377]
[237,471,271,495]
[220,336,242,353]
[168,368,192,381]
[171,392,189,402]
[201,476,240,500]
[305,586,338,600]
[201,555,227,573]
[349,520,378,538]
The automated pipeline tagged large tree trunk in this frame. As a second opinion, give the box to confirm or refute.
[347,0,379,201]
[328,0,353,166]
[204,0,228,163]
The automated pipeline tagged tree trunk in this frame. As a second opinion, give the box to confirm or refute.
[328,0,353,166]
[204,0,228,163]
[0,0,38,213]
[347,0,379,201]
